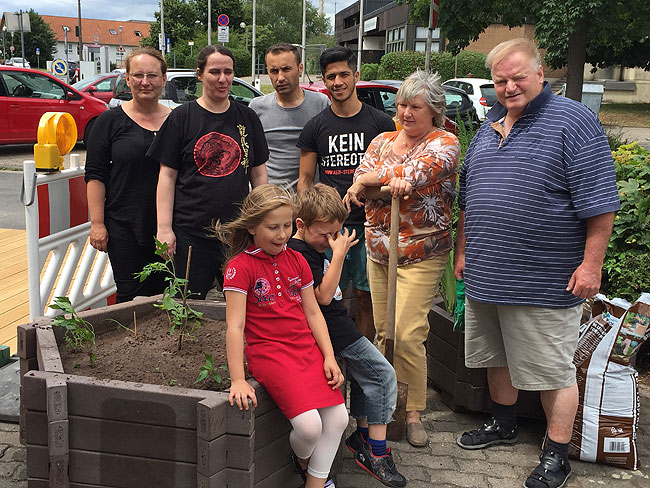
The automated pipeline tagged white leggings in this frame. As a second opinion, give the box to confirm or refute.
[289,403,349,479]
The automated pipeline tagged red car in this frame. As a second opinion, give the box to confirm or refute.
[0,65,108,145]
[72,73,119,104]
[300,80,457,133]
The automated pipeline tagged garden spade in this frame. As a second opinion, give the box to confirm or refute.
[384,192,408,441]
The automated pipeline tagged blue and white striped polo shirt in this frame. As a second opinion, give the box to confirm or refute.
[458,82,620,308]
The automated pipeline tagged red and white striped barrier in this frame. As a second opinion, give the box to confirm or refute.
[23,159,116,320]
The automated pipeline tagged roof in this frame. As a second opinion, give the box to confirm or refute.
[41,15,151,47]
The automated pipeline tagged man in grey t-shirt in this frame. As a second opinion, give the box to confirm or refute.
[250,43,330,191]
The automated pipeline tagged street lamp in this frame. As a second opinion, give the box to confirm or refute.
[62,26,70,65]
[240,22,248,51]
[2,26,7,64]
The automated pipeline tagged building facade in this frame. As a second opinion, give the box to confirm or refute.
[42,15,150,69]
[335,0,441,64]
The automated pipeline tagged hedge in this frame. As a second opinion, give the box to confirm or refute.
[360,63,379,81]
[377,50,490,81]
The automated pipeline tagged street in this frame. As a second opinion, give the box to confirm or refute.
[0,144,87,230]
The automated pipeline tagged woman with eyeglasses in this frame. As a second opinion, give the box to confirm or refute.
[147,45,269,299]
[85,46,170,302]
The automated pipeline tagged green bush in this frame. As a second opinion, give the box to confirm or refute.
[601,143,650,301]
[376,50,488,82]
[454,51,491,79]
[360,63,379,81]
[379,51,425,80]
[231,48,252,78]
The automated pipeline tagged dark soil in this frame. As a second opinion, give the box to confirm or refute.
[59,310,232,391]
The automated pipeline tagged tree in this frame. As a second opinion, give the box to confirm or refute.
[400,0,650,101]
[144,0,200,51]
[12,10,57,68]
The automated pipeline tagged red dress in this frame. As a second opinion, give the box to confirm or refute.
[223,245,344,419]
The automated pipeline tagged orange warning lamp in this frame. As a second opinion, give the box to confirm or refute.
[33,112,78,172]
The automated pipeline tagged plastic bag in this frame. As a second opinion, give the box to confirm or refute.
[453,279,465,332]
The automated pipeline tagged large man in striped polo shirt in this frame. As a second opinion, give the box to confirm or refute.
[454,38,620,488]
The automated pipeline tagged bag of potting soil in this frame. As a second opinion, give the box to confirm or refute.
[569,293,650,470]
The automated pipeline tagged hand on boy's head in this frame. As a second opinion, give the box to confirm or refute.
[328,227,360,257]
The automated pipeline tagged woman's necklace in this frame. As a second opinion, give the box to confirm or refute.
[400,128,434,151]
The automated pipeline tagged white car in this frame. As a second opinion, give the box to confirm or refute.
[442,78,497,121]
[7,57,31,68]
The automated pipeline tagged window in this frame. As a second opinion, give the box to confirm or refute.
[377,89,396,116]
[109,29,117,35]
[386,27,405,53]
[134,30,142,37]
[416,27,427,39]
[1,71,66,99]
[95,78,114,91]
[399,27,404,40]
[230,80,257,105]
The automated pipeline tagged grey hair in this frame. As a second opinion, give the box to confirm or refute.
[486,38,542,73]
[396,70,446,128]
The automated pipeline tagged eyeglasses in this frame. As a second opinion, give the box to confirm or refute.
[129,72,162,81]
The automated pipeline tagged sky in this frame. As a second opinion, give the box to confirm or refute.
[0,0,357,29]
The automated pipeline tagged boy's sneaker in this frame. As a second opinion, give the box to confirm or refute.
[345,430,365,453]
[456,417,518,450]
[324,479,336,487]
[524,450,572,488]
[355,441,407,487]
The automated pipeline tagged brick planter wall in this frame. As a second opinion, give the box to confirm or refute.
[17,296,312,488]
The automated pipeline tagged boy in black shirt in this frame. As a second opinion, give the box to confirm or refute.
[288,184,406,488]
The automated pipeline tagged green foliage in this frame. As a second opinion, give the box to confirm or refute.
[604,126,630,151]
[454,51,491,79]
[602,143,650,301]
[376,50,486,82]
[379,51,425,80]
[194,354,228,386]
[360,63,379,81]
[136,239,204,351]
[50,297,96,365]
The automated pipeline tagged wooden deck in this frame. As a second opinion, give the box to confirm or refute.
[0,228,29,354]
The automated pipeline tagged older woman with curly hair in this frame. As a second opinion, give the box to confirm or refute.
[345,70,460,446]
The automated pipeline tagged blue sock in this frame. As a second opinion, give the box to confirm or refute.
[357,426,369,441]
[368,437,387,456]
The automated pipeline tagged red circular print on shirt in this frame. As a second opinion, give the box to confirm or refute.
[194,132,241,177]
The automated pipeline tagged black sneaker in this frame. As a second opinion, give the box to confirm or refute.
[345,430,365,454]
[456,417,518,450]
[524,450,572,488]
[355,441,407,488]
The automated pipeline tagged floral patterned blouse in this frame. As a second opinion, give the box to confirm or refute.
[355,129,460,266]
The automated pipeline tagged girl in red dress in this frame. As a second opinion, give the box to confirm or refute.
[217,184,348,488]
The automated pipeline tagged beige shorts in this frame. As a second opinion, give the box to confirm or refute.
[464,298,582,391]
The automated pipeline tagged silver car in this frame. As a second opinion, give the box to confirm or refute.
[109,69,262,108]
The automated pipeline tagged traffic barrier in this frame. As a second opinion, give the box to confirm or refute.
[22,157,116,320]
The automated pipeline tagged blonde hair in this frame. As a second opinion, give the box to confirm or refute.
[296,183,348,227]
[214,184,297,271]
[486,38,541,73]
[125,46,167,74]
[396,70,446,128]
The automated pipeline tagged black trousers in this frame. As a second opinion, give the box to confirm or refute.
[172,226,225,300]
[106,232,166,303]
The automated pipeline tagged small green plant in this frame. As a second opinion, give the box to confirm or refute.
[50,297,97,365]
[194,354,228,386]
[135,238,204,351]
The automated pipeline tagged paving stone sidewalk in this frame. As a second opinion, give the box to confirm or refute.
[2,383,648,488]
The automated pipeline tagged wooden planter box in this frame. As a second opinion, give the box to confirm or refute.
[17,296,330,488]
[426,298,545,419]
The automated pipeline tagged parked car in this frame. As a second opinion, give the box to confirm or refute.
[7,57,31,68]
[109,70,263,109]
[442,78,497,120]
[373,79,480,130]
[72,73,119,104]
[0,65,108,145]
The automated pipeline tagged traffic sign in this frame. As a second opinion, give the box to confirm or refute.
[36,47,40,55]
[217,26,229,43]
[10,45,14,53]
[117,45,125,54]
[218,14,229,26]
[52,59,68,76]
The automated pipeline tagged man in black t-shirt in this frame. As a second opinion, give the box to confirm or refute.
[297,47,395,342]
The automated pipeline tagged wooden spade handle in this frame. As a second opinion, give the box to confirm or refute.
[385,191,400,366]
